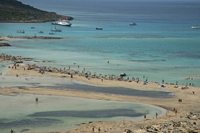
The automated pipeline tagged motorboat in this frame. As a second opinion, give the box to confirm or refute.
[191,20,200,29]
[129,22,136,26]
[38,31,44,33]
[191,25,200,29]
[51,27,62,32]
[120,73,126,76]
[49,32,54,35]
[96,28,103,30]
[52,20,72,26]
[17,30,25,33]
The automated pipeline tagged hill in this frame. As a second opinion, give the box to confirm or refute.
[0,0,73,22]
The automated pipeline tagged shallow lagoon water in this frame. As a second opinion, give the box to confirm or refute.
[0,75,173,98]
[0,94,166,133]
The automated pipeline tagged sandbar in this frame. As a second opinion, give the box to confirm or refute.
[1,63,200,133]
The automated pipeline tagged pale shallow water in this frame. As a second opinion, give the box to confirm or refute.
[0,94,166,133]
[0,75,173,98]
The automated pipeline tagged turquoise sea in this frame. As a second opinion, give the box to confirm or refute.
[1,0,200,86]
[0,0,200,132]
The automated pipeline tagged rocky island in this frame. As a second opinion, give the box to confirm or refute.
[0,43,11,47]
[0,0,73,23]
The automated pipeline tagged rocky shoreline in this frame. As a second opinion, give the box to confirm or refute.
[140,112,200,133]
[0,43,11,47]
[6,36,62,39]
[0,36,62,47]
[0,53,34,62]
[0,0,73,23]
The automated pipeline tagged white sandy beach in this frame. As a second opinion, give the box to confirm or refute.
[0,62,200,133]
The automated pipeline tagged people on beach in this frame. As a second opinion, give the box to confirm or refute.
[156,112,158,118]
[92,126,95,133]
[98,127,100,133]
[178,98,182,102]
[11,129,13,133]
[36,97,38,102]
[175,110,177,115]
[144,114,146,120]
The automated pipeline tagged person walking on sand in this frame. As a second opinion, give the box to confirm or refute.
[36,97,38,102]
[156,112,158,118]
[11,129,13,133]
[144,114,146,120]
[98,127,100,133]
[92,126,95,133]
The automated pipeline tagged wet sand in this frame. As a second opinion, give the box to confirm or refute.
[1,63,200,133]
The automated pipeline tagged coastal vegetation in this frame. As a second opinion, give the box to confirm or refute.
[0,0,73,23]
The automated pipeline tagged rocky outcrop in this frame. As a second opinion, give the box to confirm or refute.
[0,0,73,23]
[0,43,11,46]
[0,53,33,62]
[140,112,200,133]
[6,36,62,39]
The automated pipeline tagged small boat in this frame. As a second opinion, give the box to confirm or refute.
[38,31,44,33]
[52,22,57,25]
[52,20,72,26]
[120,73,126,76]
[51,28,62,32]
[129,22,136,26]
[96,28,103,30]
[191,20,200,29]
[31,27,35,29]
[49,32,54,35]
[17,30,25,33]
[191,25,200,29]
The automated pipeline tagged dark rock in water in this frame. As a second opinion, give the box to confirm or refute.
[0,43,11,47]
[15,60,23,63]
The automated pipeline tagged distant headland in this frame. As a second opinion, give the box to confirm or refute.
[0,0,73,23]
